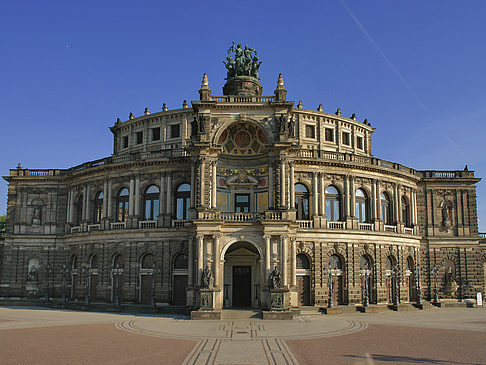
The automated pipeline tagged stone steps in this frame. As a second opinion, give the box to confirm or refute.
[221,309,262,320]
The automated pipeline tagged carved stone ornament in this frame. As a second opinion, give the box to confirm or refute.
[333,243,340,252]
[363,243,370,253]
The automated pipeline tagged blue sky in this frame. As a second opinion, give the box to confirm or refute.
[1,1,485,231]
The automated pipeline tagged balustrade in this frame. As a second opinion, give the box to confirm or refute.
[172,219,190,228]
[384,224,397,233]
[138,220,157,229]
[87,224,100,231]
[358,223,373,231]
[110,222,126,230]
[297,220,314,228]
[70,226,81,233]
[327,221,346,229]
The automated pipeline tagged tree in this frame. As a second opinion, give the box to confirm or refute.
[0,215,6,234]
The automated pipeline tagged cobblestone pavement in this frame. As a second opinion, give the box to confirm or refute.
[0,306,485,364]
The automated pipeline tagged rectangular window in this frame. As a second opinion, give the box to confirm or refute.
[136,131,143,145]
[305,125,315,139]
[325,128,334,142]
[122,136,129,148]
[342,132,350,146]
[235,193,250,212]
[357,136,363,150]
[152,127,160,141]
[170,124,181,138]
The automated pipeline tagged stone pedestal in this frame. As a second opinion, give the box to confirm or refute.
[387,304,413,311]
[413,301,433,310]
[222,76,262,96]
[356,305,381,313]
[190,289,221,319]
[321,307,342,315]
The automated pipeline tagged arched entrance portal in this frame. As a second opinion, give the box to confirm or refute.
[223,241,262,308]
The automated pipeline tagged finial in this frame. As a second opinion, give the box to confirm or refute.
[129,112,134,119]
[297,100,303,108]
[277,73,284,87]
[183,100,188,108]
[202,73,209,87]
[317,104,323,112]
[364,118,368,125]
[162,103,168,111]
[336,108,341,116]
[116,118,121,124]
[274,73,287,101]
[351,113,356,120]
[144,107,150,115]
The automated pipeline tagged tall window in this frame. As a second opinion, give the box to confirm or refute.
[76,195,83,225]
[144,185,160,220]
[141,254,154,269]
[235,193,250,212]
[294,183,310,220]
[117,188,129,222]
[402,196,411,227]
[325,185,340,222]
[174,253,188,269]
[176,184,190,219]
[355,188,368,223]
[381,192,392,224]
[94,192,103,223]
[296,254,310,269]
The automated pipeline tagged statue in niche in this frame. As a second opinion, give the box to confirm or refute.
[191,116,199,137]
[287,116,295,138]
[269,266,282,289]
[27,265,39,283]
[199,115,206,133]
[32,206,41,225]
[278,115,287,134]
[439,198,452,230]
[202,265,214,289]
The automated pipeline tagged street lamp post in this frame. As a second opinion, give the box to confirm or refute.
[112,264,123,306]
[392,264,400,306]
[431,265,439,304]
[61,264,68,304]
[44,263,52,303]
[360,267,372,307]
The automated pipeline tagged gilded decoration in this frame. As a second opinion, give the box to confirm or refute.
[218,122,267,155]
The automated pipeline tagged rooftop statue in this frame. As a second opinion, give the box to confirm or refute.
[223,42,261,80]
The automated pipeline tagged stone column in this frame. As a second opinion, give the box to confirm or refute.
[312,172,318,217]
[200,158,206,207]
[134,175,141,217]
[190,163,196,208]
[268,165,274,209]
[280,160,286,208]
[289,163,295,209]
[197,235,204,287]
[396,185,402,223]
[291,238,296,287]
[376,180,381,220]
[129,177,135,216]
[213,235,220,287]
[166,172,172,216]
[107,179,112,219]
[264,235,271,280]
[320,173,325,216]
[187,237,194,286]
[343,175,349,218]
[371,179,377,220]
[85,185,90,221]
[281,236,288,287]
[67,189,72,223]
[350,176,355,217]
[103,180,108,219]
[159,174,165,215]
[211,161,217,209]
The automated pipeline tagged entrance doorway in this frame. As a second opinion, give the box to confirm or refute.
[232,266,251,307]
[297,276,310,306]
[173,275,188,305]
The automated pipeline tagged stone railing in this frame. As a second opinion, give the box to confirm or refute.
[9,169,63,177]
[297,220,314,228]
[327,221,346,229]
[110,222,126,230]
[172,219,190,228]
[404,227,414,235]
[264,211,283,220]
[420,170,476,179]
[479,232,486,239]
[70,226,81,234]
[138,220,157,229]
[210,95,275,103]
[358,223,373,231]
[219,212,262,222]
[87,224,101,231]
[384,225,397,233]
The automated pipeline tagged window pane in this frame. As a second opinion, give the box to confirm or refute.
[176,198,184,219]
[326,186,338,195]
[154,200,159,219]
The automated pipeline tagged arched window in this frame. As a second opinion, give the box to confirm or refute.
[381,192,392,224]
[117,188,129,222]
[402,196,411,227]
[355,188,368,223]
[76,195,83,225]
[296,254,310,269]
[141,254,154,269]
[174,253,188,270]
[94,192,103,224]
[144,185,159,220]
[325,185,340,222]
[360,255,371,270]
[90,255,98,269]
[329,254,343,270]
[71,255,78,270]
[386,256,396,271]
[294,183,310,220]
[176,184,191,220]
[113,254,124,269]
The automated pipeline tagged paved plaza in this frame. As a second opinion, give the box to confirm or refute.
[0,306,485,364]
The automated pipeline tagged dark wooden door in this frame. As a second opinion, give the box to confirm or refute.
[386,276,396,303]
[232,266,251,307]
[141,275,153,304]
[173,275,187,306]
[90,275,98,301]
[407,275,416,302]
[332,275,343,305]
[297,276,310,306]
